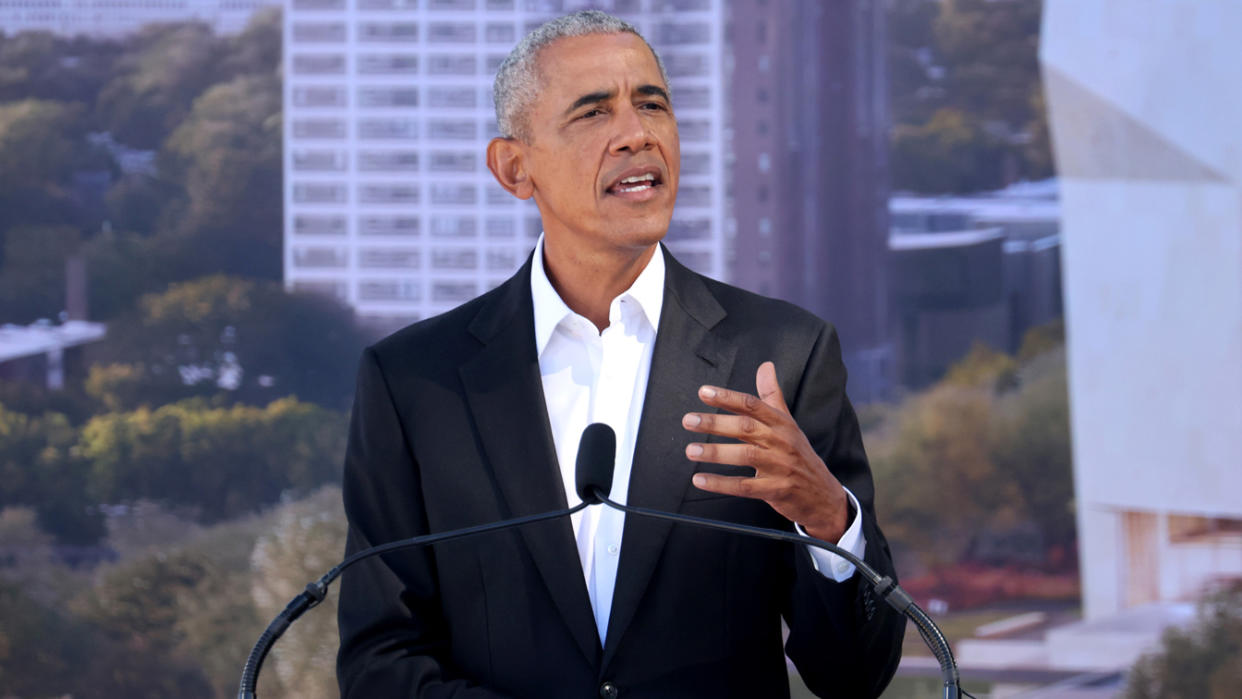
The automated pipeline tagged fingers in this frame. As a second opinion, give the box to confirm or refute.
[754,361,789,414]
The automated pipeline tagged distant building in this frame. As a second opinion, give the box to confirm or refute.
[889,181,1062,386]
[0,320,106,390]
[283,0,729,331]
[727,0,893,402]
[0,0,277,37]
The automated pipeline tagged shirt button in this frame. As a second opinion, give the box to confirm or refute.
[607,543,619,556]
[835,561,851,575]
[599,681,619,699]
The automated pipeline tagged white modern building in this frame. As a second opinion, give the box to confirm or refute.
[950,1,1242,683]
[0,0,277,37]
[283,0,728,329]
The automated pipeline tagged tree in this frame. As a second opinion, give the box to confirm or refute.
[90,275,368,410]
[95,22,223,150]
[891,107,1008,193]
[160,74,283,280]
[80,397,346,521]
[0,223,80,322]
[0,99,100,235]
[0,403,103,544]
[1127,583,1242,699]
[0,31,121,105]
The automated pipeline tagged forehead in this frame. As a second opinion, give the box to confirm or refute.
[534,32,665,95]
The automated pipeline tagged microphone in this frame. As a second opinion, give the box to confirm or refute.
[236,429,602,699]
[576,422,617,504]
[574,424,964,699]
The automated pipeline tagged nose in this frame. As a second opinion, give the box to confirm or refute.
[609,103,654,154]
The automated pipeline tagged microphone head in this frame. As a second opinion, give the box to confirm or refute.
[575,423,616,505]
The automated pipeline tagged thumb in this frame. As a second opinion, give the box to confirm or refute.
[756,361,789,414]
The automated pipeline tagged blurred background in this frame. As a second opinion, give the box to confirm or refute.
[0,1,1238,697]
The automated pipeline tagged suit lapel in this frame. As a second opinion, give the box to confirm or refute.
[602,249,737,666]
[459,259,601,666]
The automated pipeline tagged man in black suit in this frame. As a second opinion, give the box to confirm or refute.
[337,11,905,698]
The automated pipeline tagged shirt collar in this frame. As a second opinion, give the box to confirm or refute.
[530,234,666,356]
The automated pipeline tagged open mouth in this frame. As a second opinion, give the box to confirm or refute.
[605,167,665,198]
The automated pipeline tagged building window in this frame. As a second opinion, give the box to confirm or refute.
[360,23,419,43]
[429,0,476,9]
[668,217,711,240]
[427,119,475,140]
[293,247,348,268]
[292,86,347,108]
[431,217,478,237]
[428,151,476,172]
[485,182,514,205]
[357,0,419,9]
[678,119,711,142]
[360,183,421,204]
[664,53,708,78]
[758,152,771,172]
[292,54,346,75]
[359,281,421,301]
[357,54,419,75]
[428,54,477,75]
[358,150,420,172]
[293,182,348,203]
[360,216,421,236]
[292,0,345,9]
[428,22,476,44]
[293,215,347,236]
[360,248,421,268]
[486,217,515,237]
[485,23,515,43]
[432,281,478,303]
[293,119,347,139]
[486,248,518,270]
[428,87,477,108]
[359,86,420,108]
[358,118,418,140]
[656,22,710,45]
[681,151,711,175]
[291,22,346,43]
[674,85,711,110]
[432,248,479,270]
[486,0,515,9]
[431,184,477,205]
[676,185,711,208]
[292,150,347,172]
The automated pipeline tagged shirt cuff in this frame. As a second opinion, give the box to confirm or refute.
[794,486,866,582]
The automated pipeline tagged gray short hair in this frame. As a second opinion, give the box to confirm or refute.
[492,10,670,141]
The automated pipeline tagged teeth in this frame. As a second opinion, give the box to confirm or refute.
[617,183,652,193]
[619,173,655,184]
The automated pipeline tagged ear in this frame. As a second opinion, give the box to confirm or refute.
[486,137,534,200]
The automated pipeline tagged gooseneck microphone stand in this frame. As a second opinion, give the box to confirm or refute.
[235,501,589,699]
[586,488,963,699]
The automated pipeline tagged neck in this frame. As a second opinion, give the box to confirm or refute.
[542,240,658,332]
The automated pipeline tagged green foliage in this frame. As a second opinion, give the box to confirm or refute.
[160,74,282,280]
[80,397,345,521]
[91,275,368,409]
[887,0,1052,192]
[1126,583,1242,699]
[891,107,1008,193]
[0,403,104,545]
[868,334,1074,567]
[0,224,81,322]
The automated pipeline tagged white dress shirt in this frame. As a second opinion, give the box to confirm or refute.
[531,237,866,643]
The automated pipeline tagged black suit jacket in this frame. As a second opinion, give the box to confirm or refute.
[337,247,905,698]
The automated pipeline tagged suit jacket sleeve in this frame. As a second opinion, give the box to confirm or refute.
[336,347,511,699]
[780,323,906,698]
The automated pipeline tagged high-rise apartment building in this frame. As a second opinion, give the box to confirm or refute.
[0,0,276,36]
[727,0,893,401]
[284,0,728,330]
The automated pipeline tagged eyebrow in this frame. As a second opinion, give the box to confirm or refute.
[563,84,671,117]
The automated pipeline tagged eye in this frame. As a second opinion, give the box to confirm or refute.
[640,101,667,112]
[579,108,604,120]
